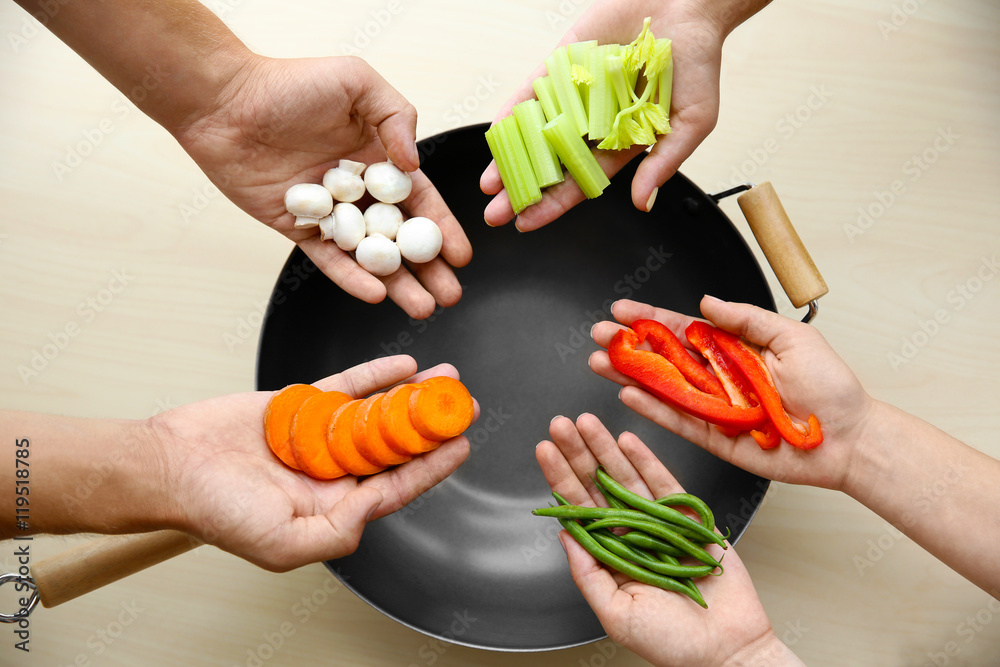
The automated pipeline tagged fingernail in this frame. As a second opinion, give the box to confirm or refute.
[557,532,568,553]
[589,323,598,339]
[549,414,564,424]
[513,217,525,232]
[645,186,659,212]
[412,141,420,166]
[703,294,723,304]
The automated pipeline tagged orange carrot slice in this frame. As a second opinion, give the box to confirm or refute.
[353,394,411,467]
[408,376,475,441]
[264,384,322,470]
[289,391,352,480]
[379,384,439,455]
[328,399,385,476]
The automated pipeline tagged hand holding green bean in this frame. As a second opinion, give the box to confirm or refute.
[536,413,801,666]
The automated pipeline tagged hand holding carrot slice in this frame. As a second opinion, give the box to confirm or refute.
[262,376,476,480]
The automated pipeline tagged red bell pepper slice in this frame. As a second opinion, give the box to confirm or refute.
[631,320,726,397]
[685,321,781,449]
[711,328,823,449]
[608,326,766,430]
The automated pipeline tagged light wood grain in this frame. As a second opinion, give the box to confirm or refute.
[737,181,829,308]
[1,0,998,664]
[31,531,200,609]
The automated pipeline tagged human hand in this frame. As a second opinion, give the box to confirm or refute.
[174,55,473,320]
[480,0,727,230]
[147,355,474,571]
[590,297,875,491]
[537,414,800,667]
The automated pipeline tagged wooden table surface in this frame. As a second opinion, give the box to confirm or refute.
[1,0,998,664]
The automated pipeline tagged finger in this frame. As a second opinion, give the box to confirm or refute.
[588,348,643,391]
[271,485,384,568]
[363,434,471,519]
[480,160,503,197]
[380,265,437,320]
[297,234,388,304]
[404,168,472,270]
[407,256,462,309]
[313,355,418,396]
[574,413,653,501]
[630,103,719,212]
[590,321,627,350]
[616,431,685,499]
[545,417,604,506]
[343,58,420,171]
[699,296,794,350]
[609,299,705,339]
[618,383,727,453]
[560,531,624,620]
[408,362,460,384]
[535,438,592,506]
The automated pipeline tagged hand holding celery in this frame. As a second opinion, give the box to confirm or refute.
[485,17,672,214]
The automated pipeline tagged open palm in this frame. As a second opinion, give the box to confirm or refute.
[589,298,875,490]
[537,414,778,666]
[150,355,474,571]
[175,55,473,319]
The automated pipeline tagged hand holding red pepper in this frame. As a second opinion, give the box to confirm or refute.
[591,297,875,490]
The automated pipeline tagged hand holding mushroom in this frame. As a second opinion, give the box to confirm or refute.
[171,55,472,320]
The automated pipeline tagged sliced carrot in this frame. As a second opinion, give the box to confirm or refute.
[289,391,352,480]
[379,384,439,455]
[353,394,411,467]
[327,399,385,476]
[408,376,475,441]
[264,384,322,470]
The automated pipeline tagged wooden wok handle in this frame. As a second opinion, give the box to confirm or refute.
[32,530,200,608]
[737,182,828,309]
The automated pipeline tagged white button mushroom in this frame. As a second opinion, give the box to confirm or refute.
[364,161,412,204]
[363,202,403,240]
[318,214,337,241]
[284,183,333,218]
[355,233,401,276]
[322,160,367,203]
[395,217,443,263]
[331,202,366,251]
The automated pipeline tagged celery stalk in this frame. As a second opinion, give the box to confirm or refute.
[568,40,597,116]
[497,115,542,213]
[587,45,618,141]
[606,55,634,111]
[513,100,564,189]
[626,65,639,94]
[545,46,589,136]
[484,123,514,207]
[543,113,610,199]
[532,76,562,124]
[656,39,673,122]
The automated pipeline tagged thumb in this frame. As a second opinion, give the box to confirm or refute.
[699,295,795,349]
[315,485,385,560]
[342,57,420,171]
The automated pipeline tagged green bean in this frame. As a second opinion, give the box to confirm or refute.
[583,517,722,568]
[592,475,630,510]
[557,517,708,608]
[654,493,715,531]
[619,530,685,558]
[596,467,727,549]
[590,532,717,578]
[533,505,677,529]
